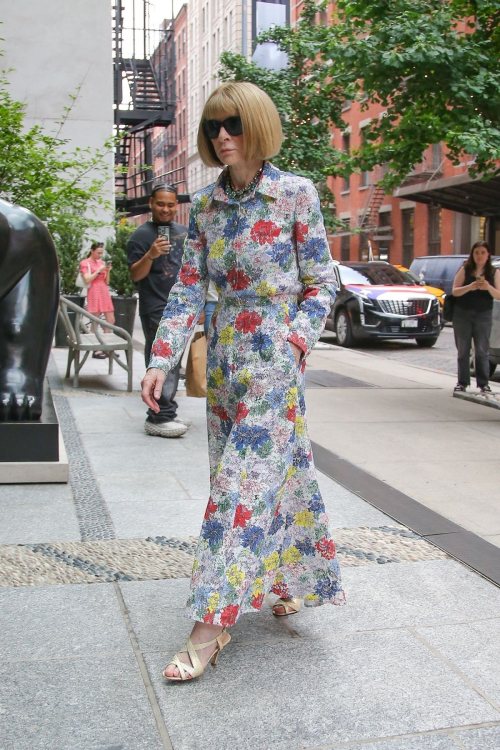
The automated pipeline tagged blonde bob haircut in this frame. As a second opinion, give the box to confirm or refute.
[197,81,283,168]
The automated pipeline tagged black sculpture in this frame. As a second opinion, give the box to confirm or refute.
[0,199,59,421]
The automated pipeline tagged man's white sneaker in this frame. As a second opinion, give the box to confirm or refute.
[144,420,188,438]
[174,417,192,427]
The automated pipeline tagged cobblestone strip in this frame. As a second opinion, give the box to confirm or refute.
[0,528,447,588]
[53,394,116,541]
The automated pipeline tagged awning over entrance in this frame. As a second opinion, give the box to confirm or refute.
[393,173,500,217]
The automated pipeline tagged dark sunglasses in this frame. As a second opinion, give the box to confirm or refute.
[202,116,243,140]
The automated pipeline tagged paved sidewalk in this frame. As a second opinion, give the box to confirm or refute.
[1,345,500,749]
[305,345,500,549]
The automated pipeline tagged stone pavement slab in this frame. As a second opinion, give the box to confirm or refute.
[0,583,131,659]
[0,484,80,545]
[286,559,500,638]
[334,737,458,750]
[0,654,163,750]
[144,628,499,750]
[415,619,500,705]
[454,725,500,748]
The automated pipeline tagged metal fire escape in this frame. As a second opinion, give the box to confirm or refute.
[113,0,186,214]
[355,166,392,258]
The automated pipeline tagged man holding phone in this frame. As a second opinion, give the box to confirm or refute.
[128,184,189,437]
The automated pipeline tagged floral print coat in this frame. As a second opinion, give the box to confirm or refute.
[150,161,345,626]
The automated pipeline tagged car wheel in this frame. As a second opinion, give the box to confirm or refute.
[469,344,496,377]
[335,309,354,347]
[415,337,438,348]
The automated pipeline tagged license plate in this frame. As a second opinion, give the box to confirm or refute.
[402,318,418,328]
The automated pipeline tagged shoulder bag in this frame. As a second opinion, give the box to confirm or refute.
[442,293,454,323]
[75,262,91,297]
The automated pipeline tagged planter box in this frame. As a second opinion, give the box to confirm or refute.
[112,296,137,336]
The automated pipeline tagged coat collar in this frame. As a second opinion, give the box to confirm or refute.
[208,161,281,206]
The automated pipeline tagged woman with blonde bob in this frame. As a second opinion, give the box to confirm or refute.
[142,81,345,682]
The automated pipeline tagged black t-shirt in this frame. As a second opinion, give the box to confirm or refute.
[127,220,187,316]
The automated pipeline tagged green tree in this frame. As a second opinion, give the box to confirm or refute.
[0,68,114,290]
[219,0,353,229]
[220,0,500,197]
[105,216,136,298]
[321,0,500,187]
[53,211,87,295]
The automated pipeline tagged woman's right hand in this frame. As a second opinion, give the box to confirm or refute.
[141,368,167,412]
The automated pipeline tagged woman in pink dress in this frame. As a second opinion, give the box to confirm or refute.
[80,242,114,359]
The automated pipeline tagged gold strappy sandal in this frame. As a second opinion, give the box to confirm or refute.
[163,629,231,682]
[272,597,302,617]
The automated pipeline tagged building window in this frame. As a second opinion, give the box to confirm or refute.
[402,209,415,267]
[428,207,442,255]
[340,221,350,262]
[360,129,370,188]
[359,232,369,261]
[431,142,442,170]
[342,134,350,193]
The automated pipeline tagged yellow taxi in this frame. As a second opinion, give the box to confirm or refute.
[394,265,445,309]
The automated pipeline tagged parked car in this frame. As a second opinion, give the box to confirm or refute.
[410,254,500,296]
[394,264,445,309]
[327,262,442,347]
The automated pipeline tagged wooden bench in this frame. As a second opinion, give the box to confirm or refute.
[58,296,134,391]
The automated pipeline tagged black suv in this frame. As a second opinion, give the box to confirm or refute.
[327,262,442,347]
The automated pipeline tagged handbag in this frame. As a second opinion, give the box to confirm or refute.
[75,262,91,297]
[442,293,455,323]
[185,329,207,397]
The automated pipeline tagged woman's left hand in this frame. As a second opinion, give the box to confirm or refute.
[289,342,302,367]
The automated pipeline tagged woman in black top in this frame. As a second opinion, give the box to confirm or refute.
[452,241,500,393]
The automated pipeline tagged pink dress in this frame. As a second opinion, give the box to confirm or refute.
[80,259,114,314]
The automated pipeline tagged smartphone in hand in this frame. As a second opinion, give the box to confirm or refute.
[158,226,170,244]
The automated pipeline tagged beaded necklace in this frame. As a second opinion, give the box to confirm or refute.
[225,163,265,200]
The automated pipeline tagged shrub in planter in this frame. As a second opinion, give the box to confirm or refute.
[105,217,138,335]
[52,211,86,346]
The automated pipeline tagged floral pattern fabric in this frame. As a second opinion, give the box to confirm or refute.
[150,161,345,625]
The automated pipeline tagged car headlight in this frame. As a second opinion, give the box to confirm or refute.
[353,292,375,307]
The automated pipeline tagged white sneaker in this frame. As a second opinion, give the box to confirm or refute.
[144,420,188,438]
[174,417,192,427]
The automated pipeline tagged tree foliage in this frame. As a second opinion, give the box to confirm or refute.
[326,0,500,187]
[220,0,500,199]
[105,217,137,297]
[0,66,114,291]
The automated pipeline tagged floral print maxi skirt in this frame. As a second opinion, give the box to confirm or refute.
[186,296,345,626]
